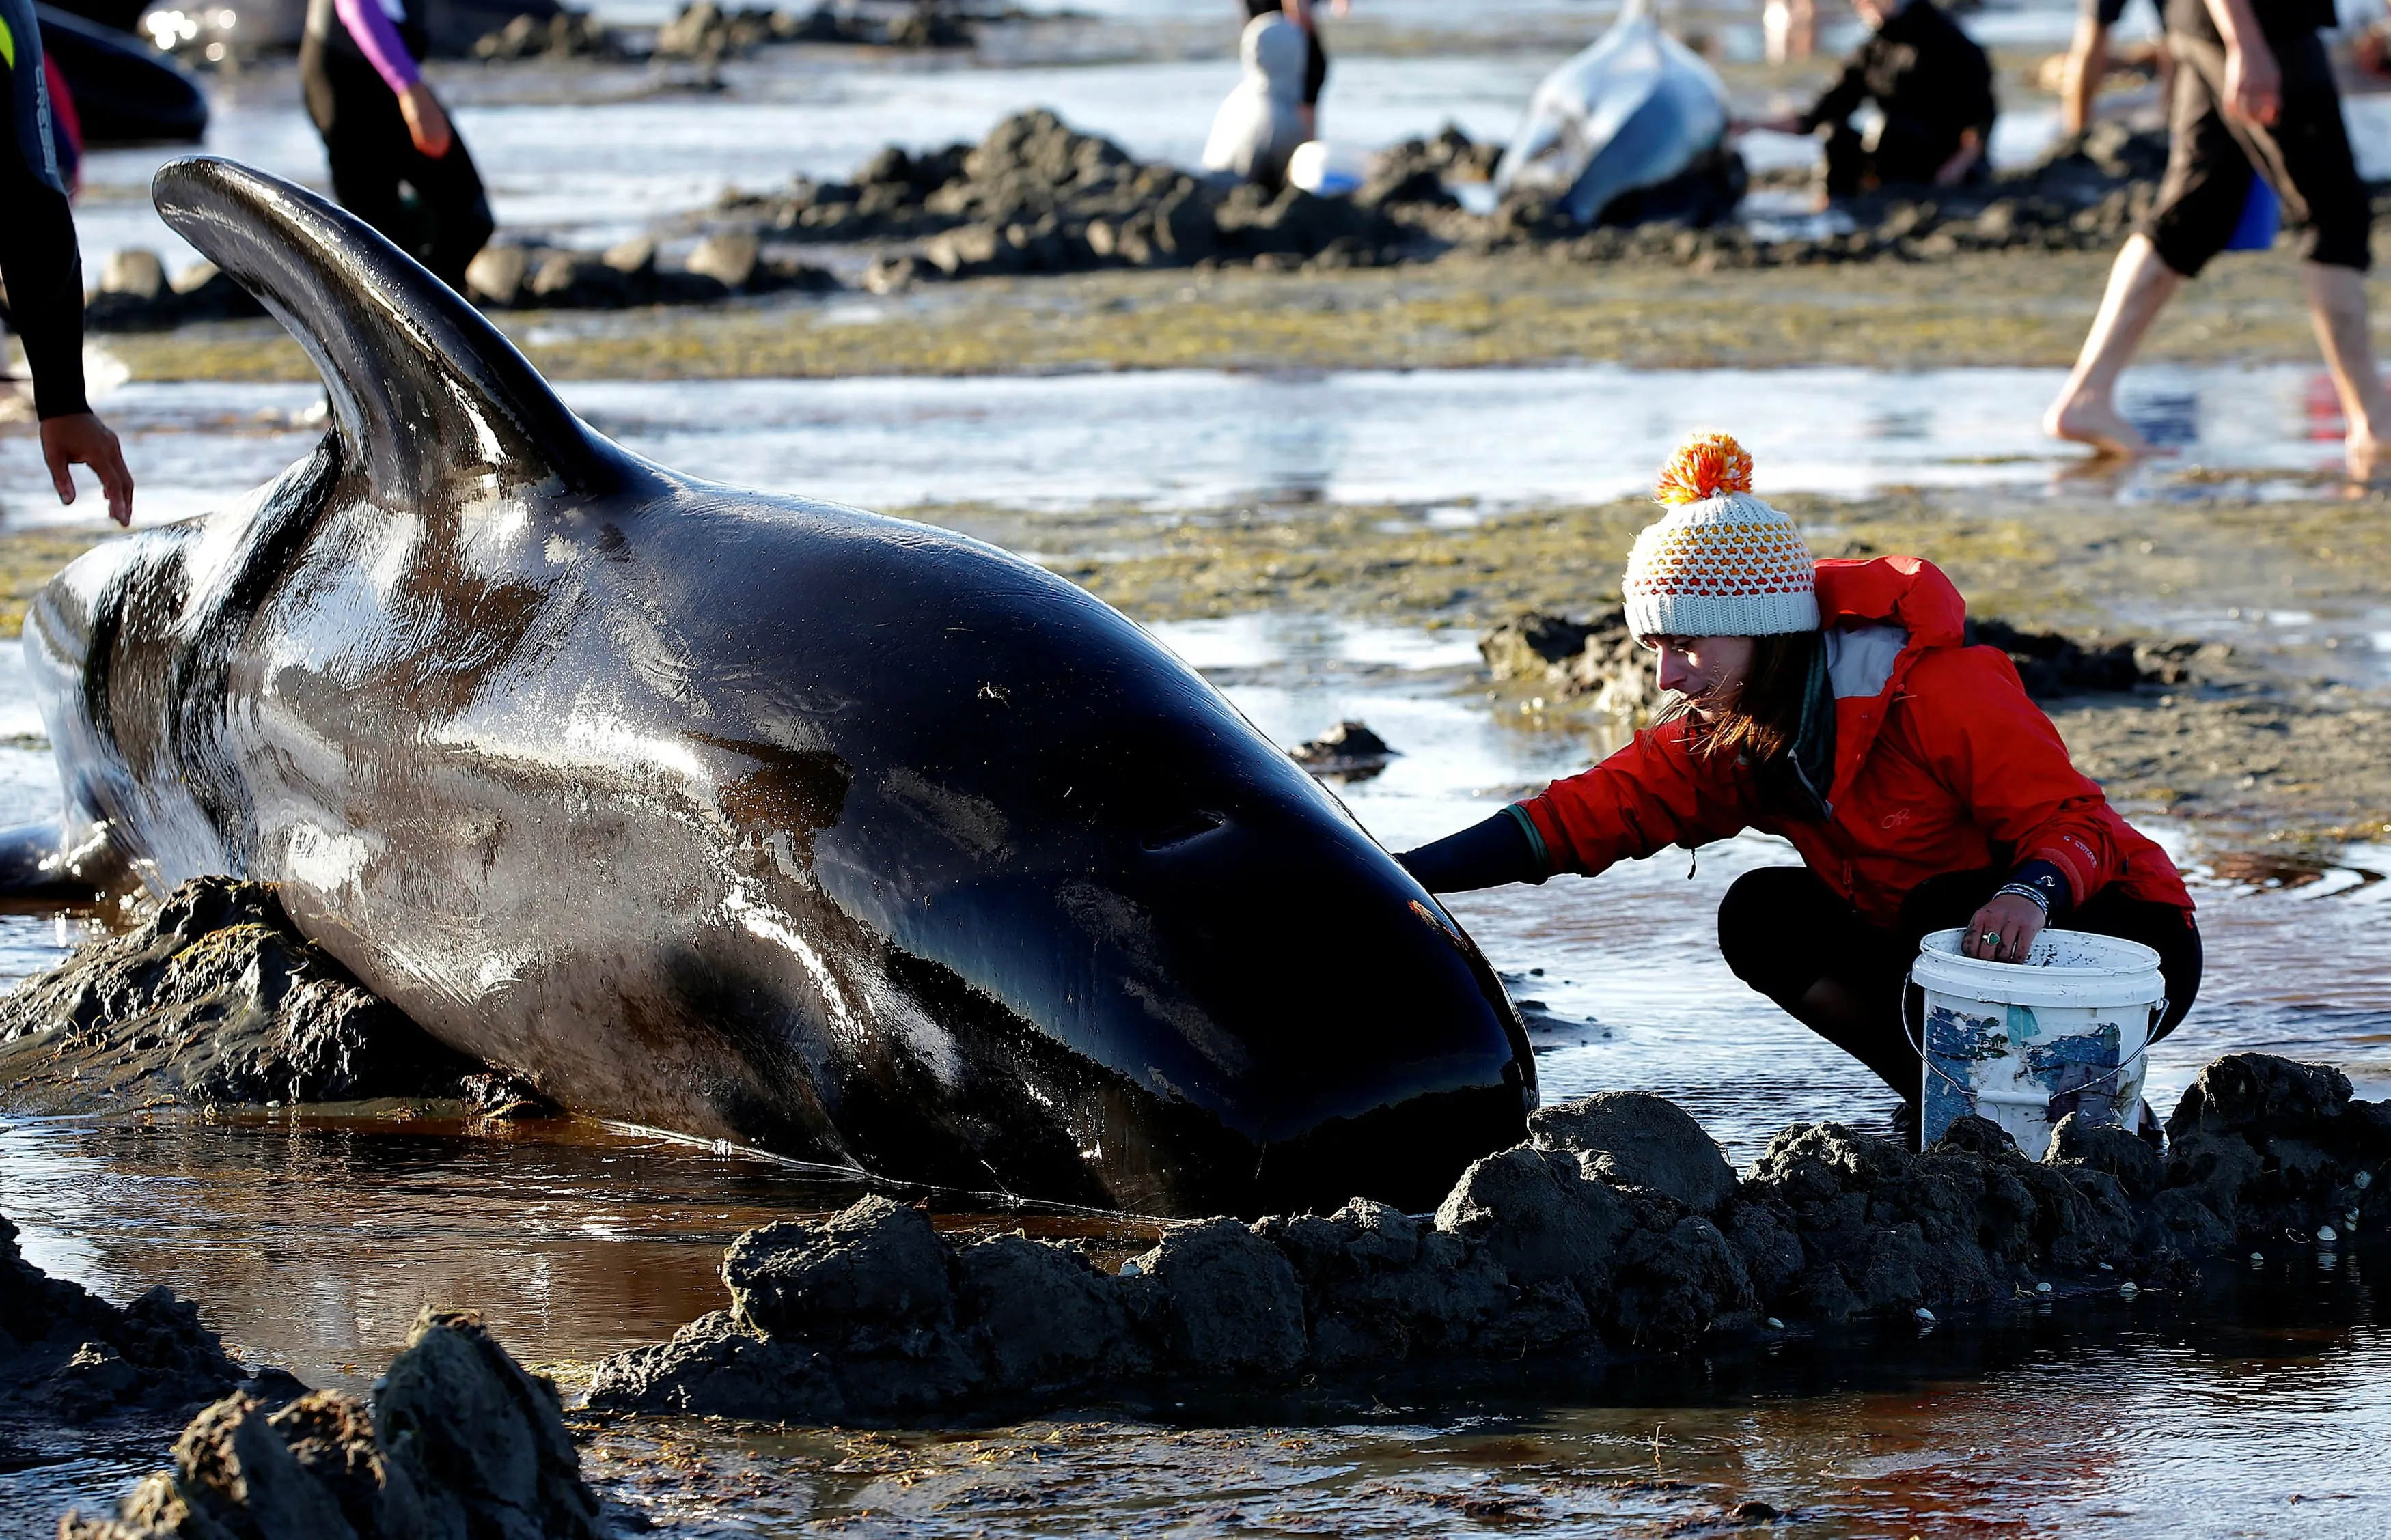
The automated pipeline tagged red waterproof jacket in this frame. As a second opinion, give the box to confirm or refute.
[1516,556,2192,927]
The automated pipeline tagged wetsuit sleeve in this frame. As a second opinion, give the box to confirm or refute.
[1396,809,1548,893]
[1515,719,1752,879]
[1799,49,1872,133]
[334,0,422,92]
[0,15,89,420]
[1908,648,2132,910]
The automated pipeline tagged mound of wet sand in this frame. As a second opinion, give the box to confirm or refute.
[0,1212,259,1437]
[1479,608,2225,719]
[586,1056,2391,1423]
[0,877,517,1117]
[59,1308,605,1540]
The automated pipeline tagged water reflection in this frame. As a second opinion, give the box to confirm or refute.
[5,363,2365,537]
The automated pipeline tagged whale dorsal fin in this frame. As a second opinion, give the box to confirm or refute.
[153,156,617,504]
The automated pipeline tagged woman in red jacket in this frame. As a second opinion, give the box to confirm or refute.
[1397,432,2200,1120]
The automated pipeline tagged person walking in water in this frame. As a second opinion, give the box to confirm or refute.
[300,0,493,290]
[2045,0,2391,474]
[1395,433,2200,1130]
[1,0,133,525]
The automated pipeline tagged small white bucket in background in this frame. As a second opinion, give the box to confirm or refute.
[1911,927,2166,1158]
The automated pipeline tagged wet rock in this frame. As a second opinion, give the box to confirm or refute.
[1479,608,1658,719]
[473,8,626,60]
[687,226,762,290]
[957,1233,1142,1390]
[725,1195,954,1334]
[2049,1111,2164,1201]
[589,1054,2391,1424]
[1,1211,247,1432]
[0,877,488,1115]
[59,1308,604,1539]
[1130,1219,1309,1375]
[1968,617,2185,699]
[1290,720,1398,779]
[100,247,167,303]
[1531,1091,1736,1216]
[465,243,530,306]
[83,259,266,331]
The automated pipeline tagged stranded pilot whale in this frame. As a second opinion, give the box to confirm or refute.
[18,157,1534,1216]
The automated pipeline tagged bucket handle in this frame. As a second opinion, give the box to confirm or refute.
[1903,965,2164,1113]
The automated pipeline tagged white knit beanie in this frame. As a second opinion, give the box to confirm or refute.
[1622,432,1821,641]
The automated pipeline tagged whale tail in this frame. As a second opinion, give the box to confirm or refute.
[150,156,617,506]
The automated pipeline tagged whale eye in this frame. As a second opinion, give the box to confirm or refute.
[1141,809,1226,852]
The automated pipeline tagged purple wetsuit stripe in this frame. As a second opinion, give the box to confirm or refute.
[334,0,419,93]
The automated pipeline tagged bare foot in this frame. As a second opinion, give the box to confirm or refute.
[2043,391,2152,460]
[2346,419,2385,481]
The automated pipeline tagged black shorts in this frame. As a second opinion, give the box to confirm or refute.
[1717,866,2202,1103]
[2142,29,2370,275]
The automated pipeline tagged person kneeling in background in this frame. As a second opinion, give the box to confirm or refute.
[301,0,493,290]
[1396,432,2200,1134]
[1750,0,1997,197]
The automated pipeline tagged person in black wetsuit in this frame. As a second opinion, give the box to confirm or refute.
[1,0,133,526]
[300,0,493,290]
[1755,0,1998,197]
[2043,0,2391,476]
[1243,0,1347,139]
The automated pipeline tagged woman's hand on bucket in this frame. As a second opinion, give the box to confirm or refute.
[1963,893,2045,962]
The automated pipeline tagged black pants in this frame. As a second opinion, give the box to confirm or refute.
[2144,30,2368,275]
[299,42,493,291]
[1821,114,1981,197]
[1717,867,2202,1104]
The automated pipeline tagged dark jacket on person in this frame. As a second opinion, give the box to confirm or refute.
[0,0,89,419]
[1799,0,1998,179]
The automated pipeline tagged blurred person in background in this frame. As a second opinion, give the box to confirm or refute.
[1,0,133,525]
[1243,0,1348,140]
[1765,0,1817,62]
[1208,5,1308,188]
[2058,0,2173,133]
[1749,0,1998,199]
[301,0,493,290]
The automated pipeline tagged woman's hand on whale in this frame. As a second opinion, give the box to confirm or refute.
[1963,892,2045,963]
[40,413,134,527]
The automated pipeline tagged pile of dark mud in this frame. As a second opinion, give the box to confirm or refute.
[704,109,1400,292]
[79,117,2218,331]
[0,876,525,1116]
[1,1212,256,1436]
[586,1056,2390,1423]
[701,116,2195,291]
[58,1307,606,1540]
[1478,608,2225,718]
[470,0,980,59]
[460,231,837,311]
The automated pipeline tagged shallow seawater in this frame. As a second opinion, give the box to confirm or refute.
[8,388,2391,1528]
[0,361,2368,533]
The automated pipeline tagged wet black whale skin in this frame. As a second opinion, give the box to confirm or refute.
[22,157,1534,1217]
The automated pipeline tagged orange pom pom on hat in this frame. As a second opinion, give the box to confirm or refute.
[1622,431,1820,641]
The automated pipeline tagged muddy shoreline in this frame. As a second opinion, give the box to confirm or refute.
[93,239,2391,384]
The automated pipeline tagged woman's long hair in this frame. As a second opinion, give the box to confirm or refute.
[1658,631,1823,802]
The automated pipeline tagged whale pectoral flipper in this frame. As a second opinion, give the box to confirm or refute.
[148,156,618,508]
[0,817,122,898]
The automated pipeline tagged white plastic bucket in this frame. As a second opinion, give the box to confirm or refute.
[1287,140,1373,197]
[1911,927,2166,1157]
